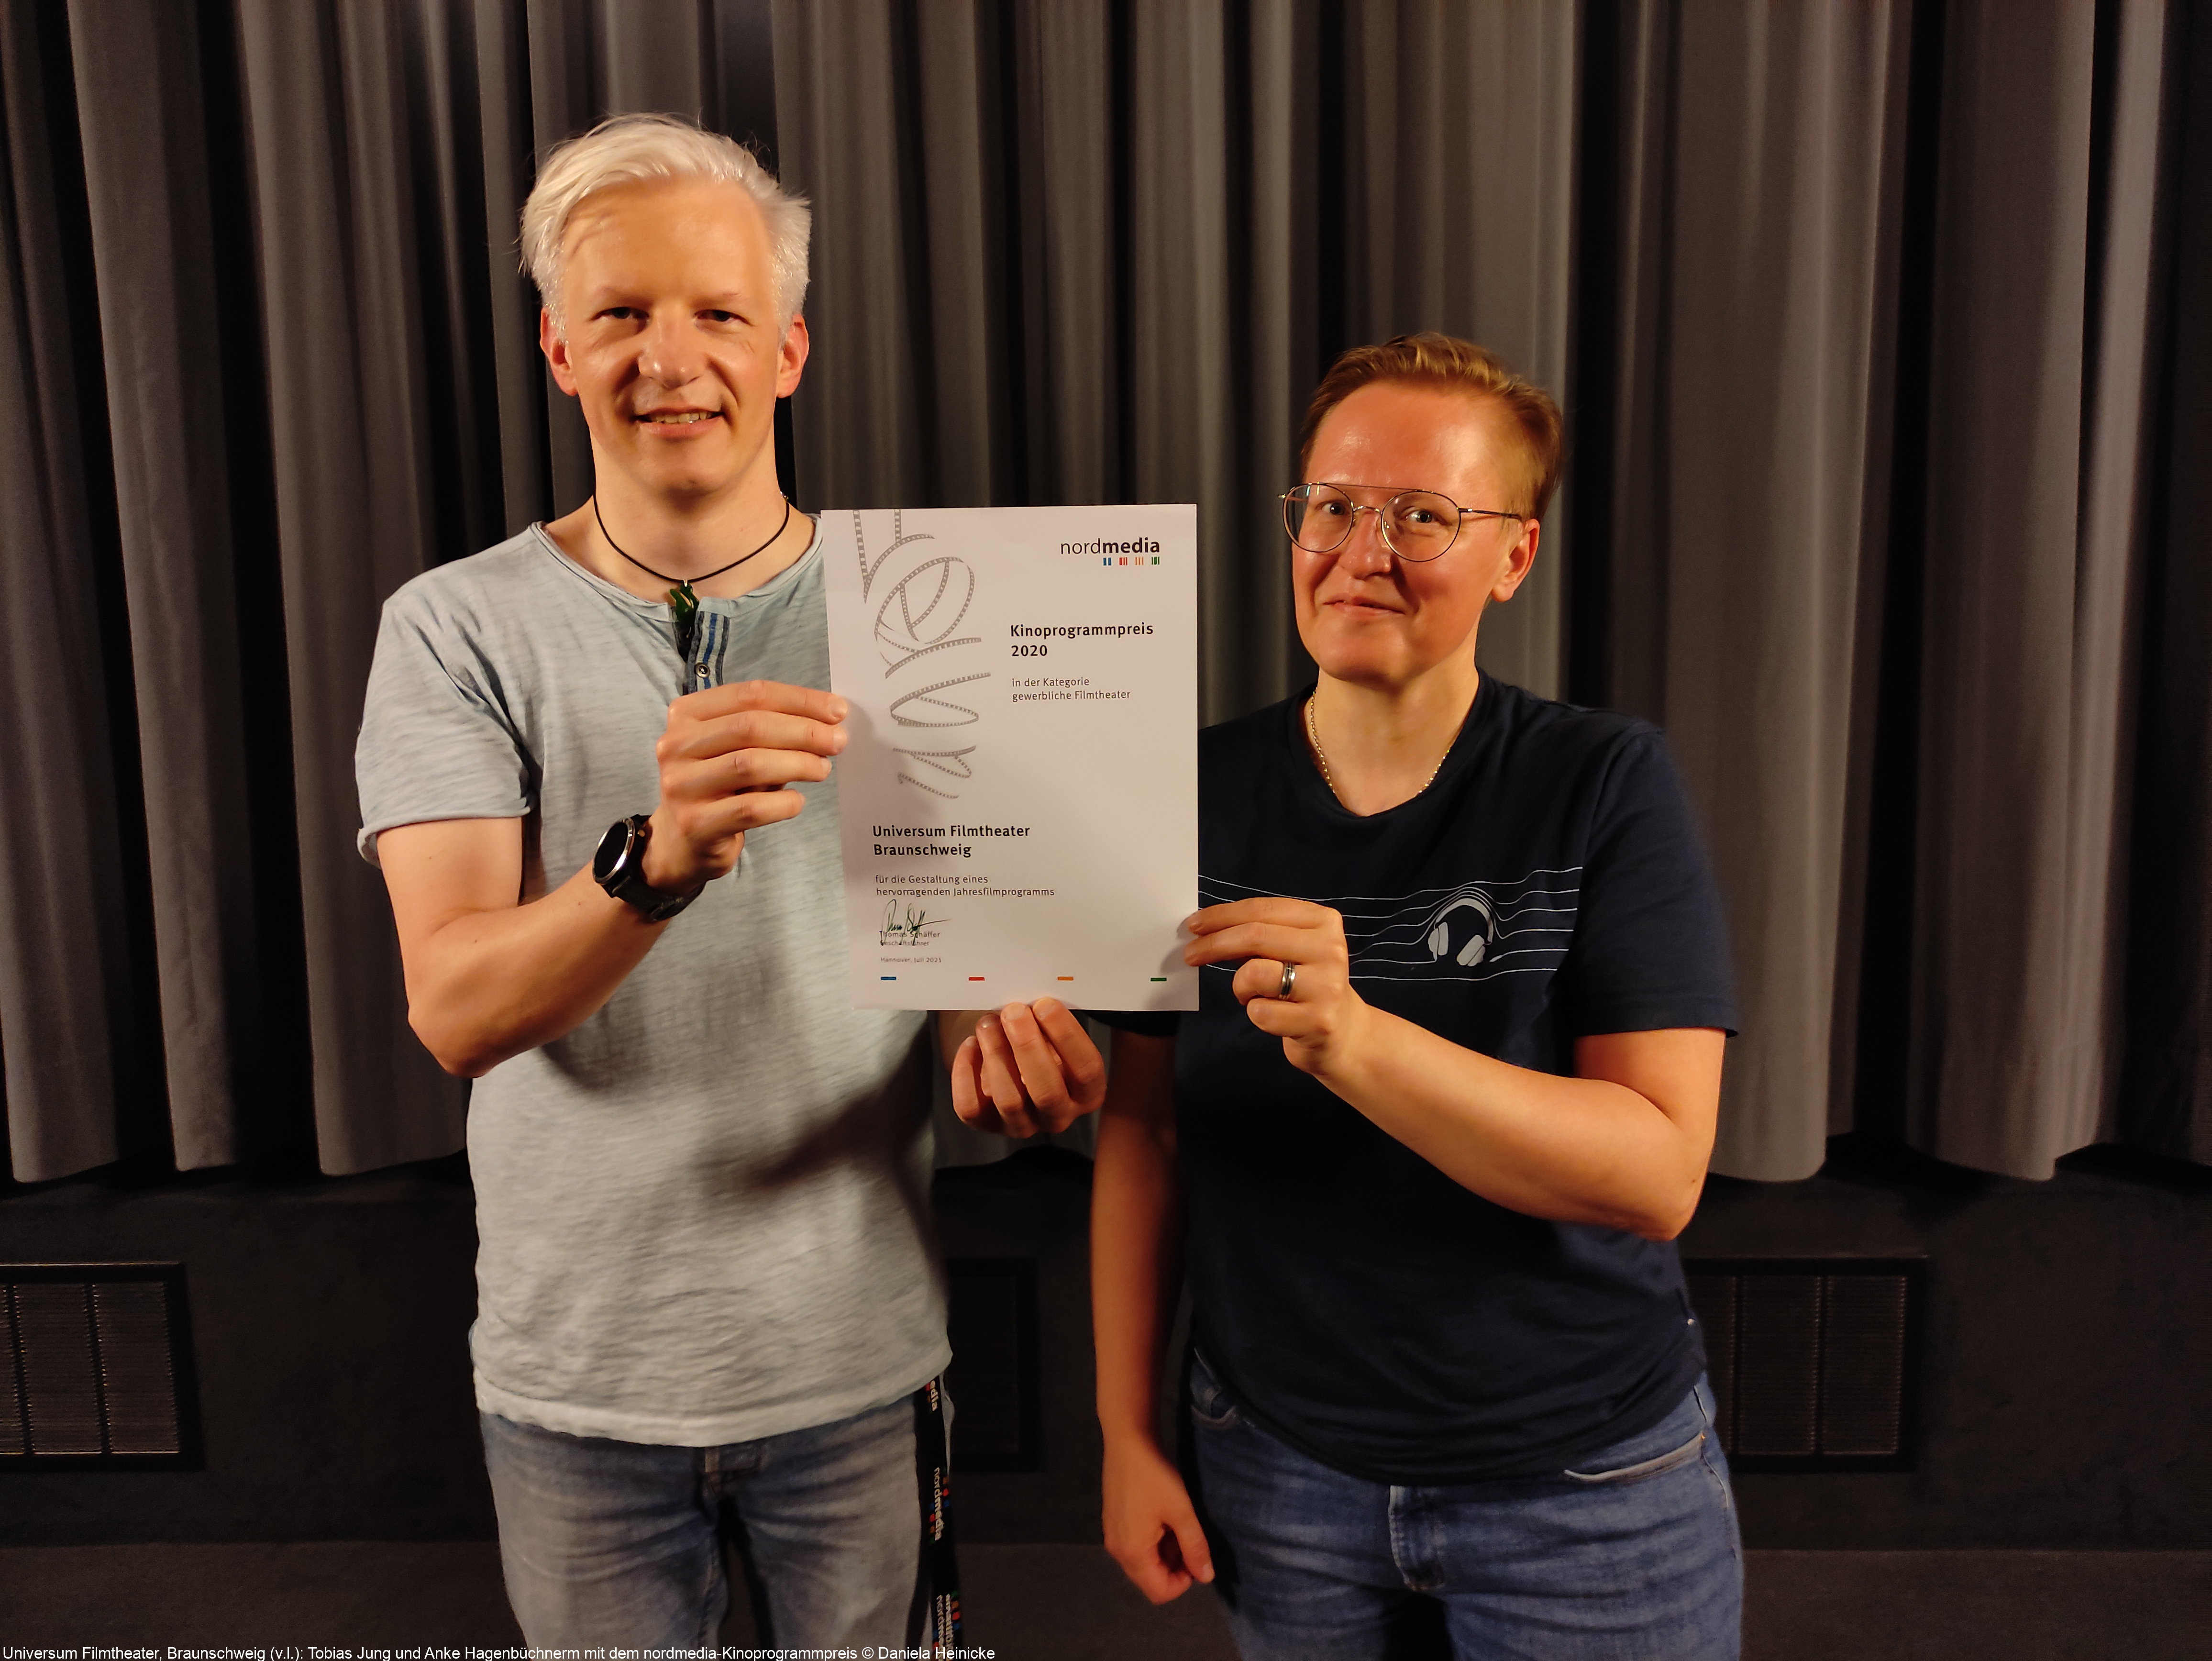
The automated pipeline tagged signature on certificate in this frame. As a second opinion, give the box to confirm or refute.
[880,899,945,946]
[857,509,985,799]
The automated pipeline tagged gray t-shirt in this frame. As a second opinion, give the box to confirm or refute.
[356,522,946,1446]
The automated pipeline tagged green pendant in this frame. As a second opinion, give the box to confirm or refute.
[669,581,699,660]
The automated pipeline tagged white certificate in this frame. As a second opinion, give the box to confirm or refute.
[821,506,1199,1012]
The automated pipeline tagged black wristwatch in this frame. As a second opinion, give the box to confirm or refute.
[593,815,699,923]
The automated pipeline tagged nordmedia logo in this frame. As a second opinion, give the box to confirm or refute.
[1059,534,1163,567]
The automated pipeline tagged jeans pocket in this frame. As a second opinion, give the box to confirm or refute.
[1187,1349,1242,1431]
[1562,1427,1707,1487]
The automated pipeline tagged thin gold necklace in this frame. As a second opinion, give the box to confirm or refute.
[1306,694,1450,804]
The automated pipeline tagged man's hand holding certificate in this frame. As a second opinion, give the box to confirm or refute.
[822,506,1199,1013]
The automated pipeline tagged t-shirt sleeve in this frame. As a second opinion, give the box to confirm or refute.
[355,582,535,866]
[1557,731,1737,1037]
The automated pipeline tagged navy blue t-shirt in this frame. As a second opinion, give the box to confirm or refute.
[1106,677,1736,1484]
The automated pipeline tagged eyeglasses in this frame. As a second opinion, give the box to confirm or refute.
[1281,482,1526,562]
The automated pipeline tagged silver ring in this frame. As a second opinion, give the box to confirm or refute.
[1278,963,1297,1000]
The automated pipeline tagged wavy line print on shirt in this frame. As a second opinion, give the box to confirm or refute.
[1198,869,1582,984]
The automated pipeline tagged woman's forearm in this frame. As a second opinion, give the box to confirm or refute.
[1091,1052,1186,1450]
[1185,901,1723,1240]
[1316,1012,1721,1238]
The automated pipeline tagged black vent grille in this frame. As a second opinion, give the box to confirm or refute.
[1,1264,199,1470]
[944,1257,1040,1472]
[1682,1257,1921,1473]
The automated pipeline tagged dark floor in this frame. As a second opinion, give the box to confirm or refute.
[1,1543,2206,1658]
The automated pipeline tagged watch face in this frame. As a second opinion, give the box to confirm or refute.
[593,818,635,884]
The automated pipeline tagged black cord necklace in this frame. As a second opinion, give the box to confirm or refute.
[593,494,793,659]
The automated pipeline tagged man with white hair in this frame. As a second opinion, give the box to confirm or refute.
[355,114,1099,1646]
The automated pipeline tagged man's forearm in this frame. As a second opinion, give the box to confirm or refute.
[405,863,669,1077]
[1091,1107,1185,1450]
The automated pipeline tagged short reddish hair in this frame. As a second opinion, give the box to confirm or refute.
[1297,332,1564,521]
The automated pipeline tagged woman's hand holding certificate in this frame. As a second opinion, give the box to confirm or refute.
[1182,895,1371,1073]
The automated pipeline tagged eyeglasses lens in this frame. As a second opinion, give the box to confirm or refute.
[1284,484,1354,551]
[1382,491,1460,561]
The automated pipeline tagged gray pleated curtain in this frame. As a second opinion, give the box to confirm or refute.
[774,0,2212,1182]
[3,0,2208,1186]
[1574,0,2212,1179]
[0,0,778,1179]
[773,0,1574,720]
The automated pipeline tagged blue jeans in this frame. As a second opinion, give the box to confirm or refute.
[480,1395,924,1647]
[1186,1351,1742,1660]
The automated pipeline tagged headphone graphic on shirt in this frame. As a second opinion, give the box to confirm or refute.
[1424,892,1496,968]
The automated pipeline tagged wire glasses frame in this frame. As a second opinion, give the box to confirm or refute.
[1281,482,1527,562]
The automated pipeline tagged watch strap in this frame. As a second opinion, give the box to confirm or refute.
[595,815,698,923]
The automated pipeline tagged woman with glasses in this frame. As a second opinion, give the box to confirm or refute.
[1089,333,1741,1658]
